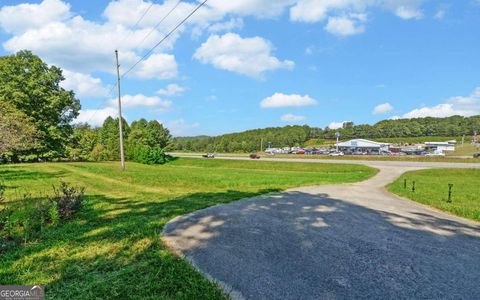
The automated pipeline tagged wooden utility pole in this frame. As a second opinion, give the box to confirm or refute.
[115,50,126,171]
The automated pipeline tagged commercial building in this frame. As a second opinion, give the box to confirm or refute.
[335,139,390,153]
[424,141,456,152]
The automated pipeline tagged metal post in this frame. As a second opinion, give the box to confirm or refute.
[336,132,340,152]
[115,50,126,171]
[448,184,453,203]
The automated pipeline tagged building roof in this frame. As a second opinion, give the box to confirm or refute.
[425,142,456,146]
[336,139,390,148]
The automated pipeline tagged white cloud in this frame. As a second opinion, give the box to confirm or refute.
[392,5,423,20]
[156,84,186,96]
[0,0,429,86]
[281,114,306,122]
[290,0,367,23]
[128,53,178,80]
[261,93,317,108]
[328,122,344,130]
[106,94,172,109]
[1,0,191,79]
[325,15,366,36]
[164,119,200,136]
[208,18,244,33]
[0,0,430,82]
[205,0,295,18]
[194,33,294,78]
[74,107,117,127]
[0,0,71,34]
[402,87,480,118]
[372,102,394,115]
[434,8,446,20]
[378,0,424,20]
[61,70,111,99]
[402,104,463,119]
[328,121,351,130]
[290,0,424,26]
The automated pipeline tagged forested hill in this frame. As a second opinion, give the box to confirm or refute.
[172,115,480,153]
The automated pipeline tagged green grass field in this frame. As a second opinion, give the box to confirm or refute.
[388,168,480,221]
[446,143,480,157]
[0,158,376,299]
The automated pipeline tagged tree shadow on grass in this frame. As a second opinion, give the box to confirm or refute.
[0,188,280,300]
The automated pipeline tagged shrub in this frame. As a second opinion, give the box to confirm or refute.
[130,144,167,165]
[49,182,86,220]
[1,182,85,249]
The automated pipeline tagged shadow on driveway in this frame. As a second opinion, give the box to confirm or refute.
[163,190,480,300]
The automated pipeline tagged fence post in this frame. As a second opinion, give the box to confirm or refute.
[448,184,453,203]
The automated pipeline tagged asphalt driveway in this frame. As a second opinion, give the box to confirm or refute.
[163,165,480,300]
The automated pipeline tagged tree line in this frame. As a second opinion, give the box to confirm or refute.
[173,116,480,153]
[0,51,171,164]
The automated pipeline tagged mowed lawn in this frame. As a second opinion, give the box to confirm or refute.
[0,158,376,299]
[388,168,480,221]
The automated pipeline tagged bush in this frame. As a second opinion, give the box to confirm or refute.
[0,182,85,248]
[130,144,167,165]
[50,182,85,220]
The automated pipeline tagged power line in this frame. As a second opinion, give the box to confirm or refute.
[119,1,155,48]
[81,1,157,127]
[135,0,182,50]
[121,0,208,79]
[81,0,208,127]
[133,2,155,29]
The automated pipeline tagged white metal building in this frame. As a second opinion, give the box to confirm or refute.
[425,141,456,152]
[335,139,390,153]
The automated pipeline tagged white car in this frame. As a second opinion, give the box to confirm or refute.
[425,152,445,157]
[329,151,344,157]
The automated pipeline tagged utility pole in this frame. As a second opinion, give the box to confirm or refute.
[335,132,340,152]
[115,50,126,171]
[261,138,263,152]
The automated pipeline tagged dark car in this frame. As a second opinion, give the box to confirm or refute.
[250,153,261,159]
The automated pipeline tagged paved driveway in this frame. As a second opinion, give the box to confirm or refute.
[163,164,480,300]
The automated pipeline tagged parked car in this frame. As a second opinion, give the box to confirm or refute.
[425,152,445,157]
[329,151,344,157]
[250,153,261,159]
[296,149,306,155]
[202,153,216,158]
[473,153,480,158]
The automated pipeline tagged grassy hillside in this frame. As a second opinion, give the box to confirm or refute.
[388,169,480,221]
[0,159,375,299]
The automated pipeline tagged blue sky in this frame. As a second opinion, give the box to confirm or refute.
[1,0,479,136]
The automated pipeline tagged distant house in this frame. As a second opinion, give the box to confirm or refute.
[336,139,390,153]
[425,141,456,152]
